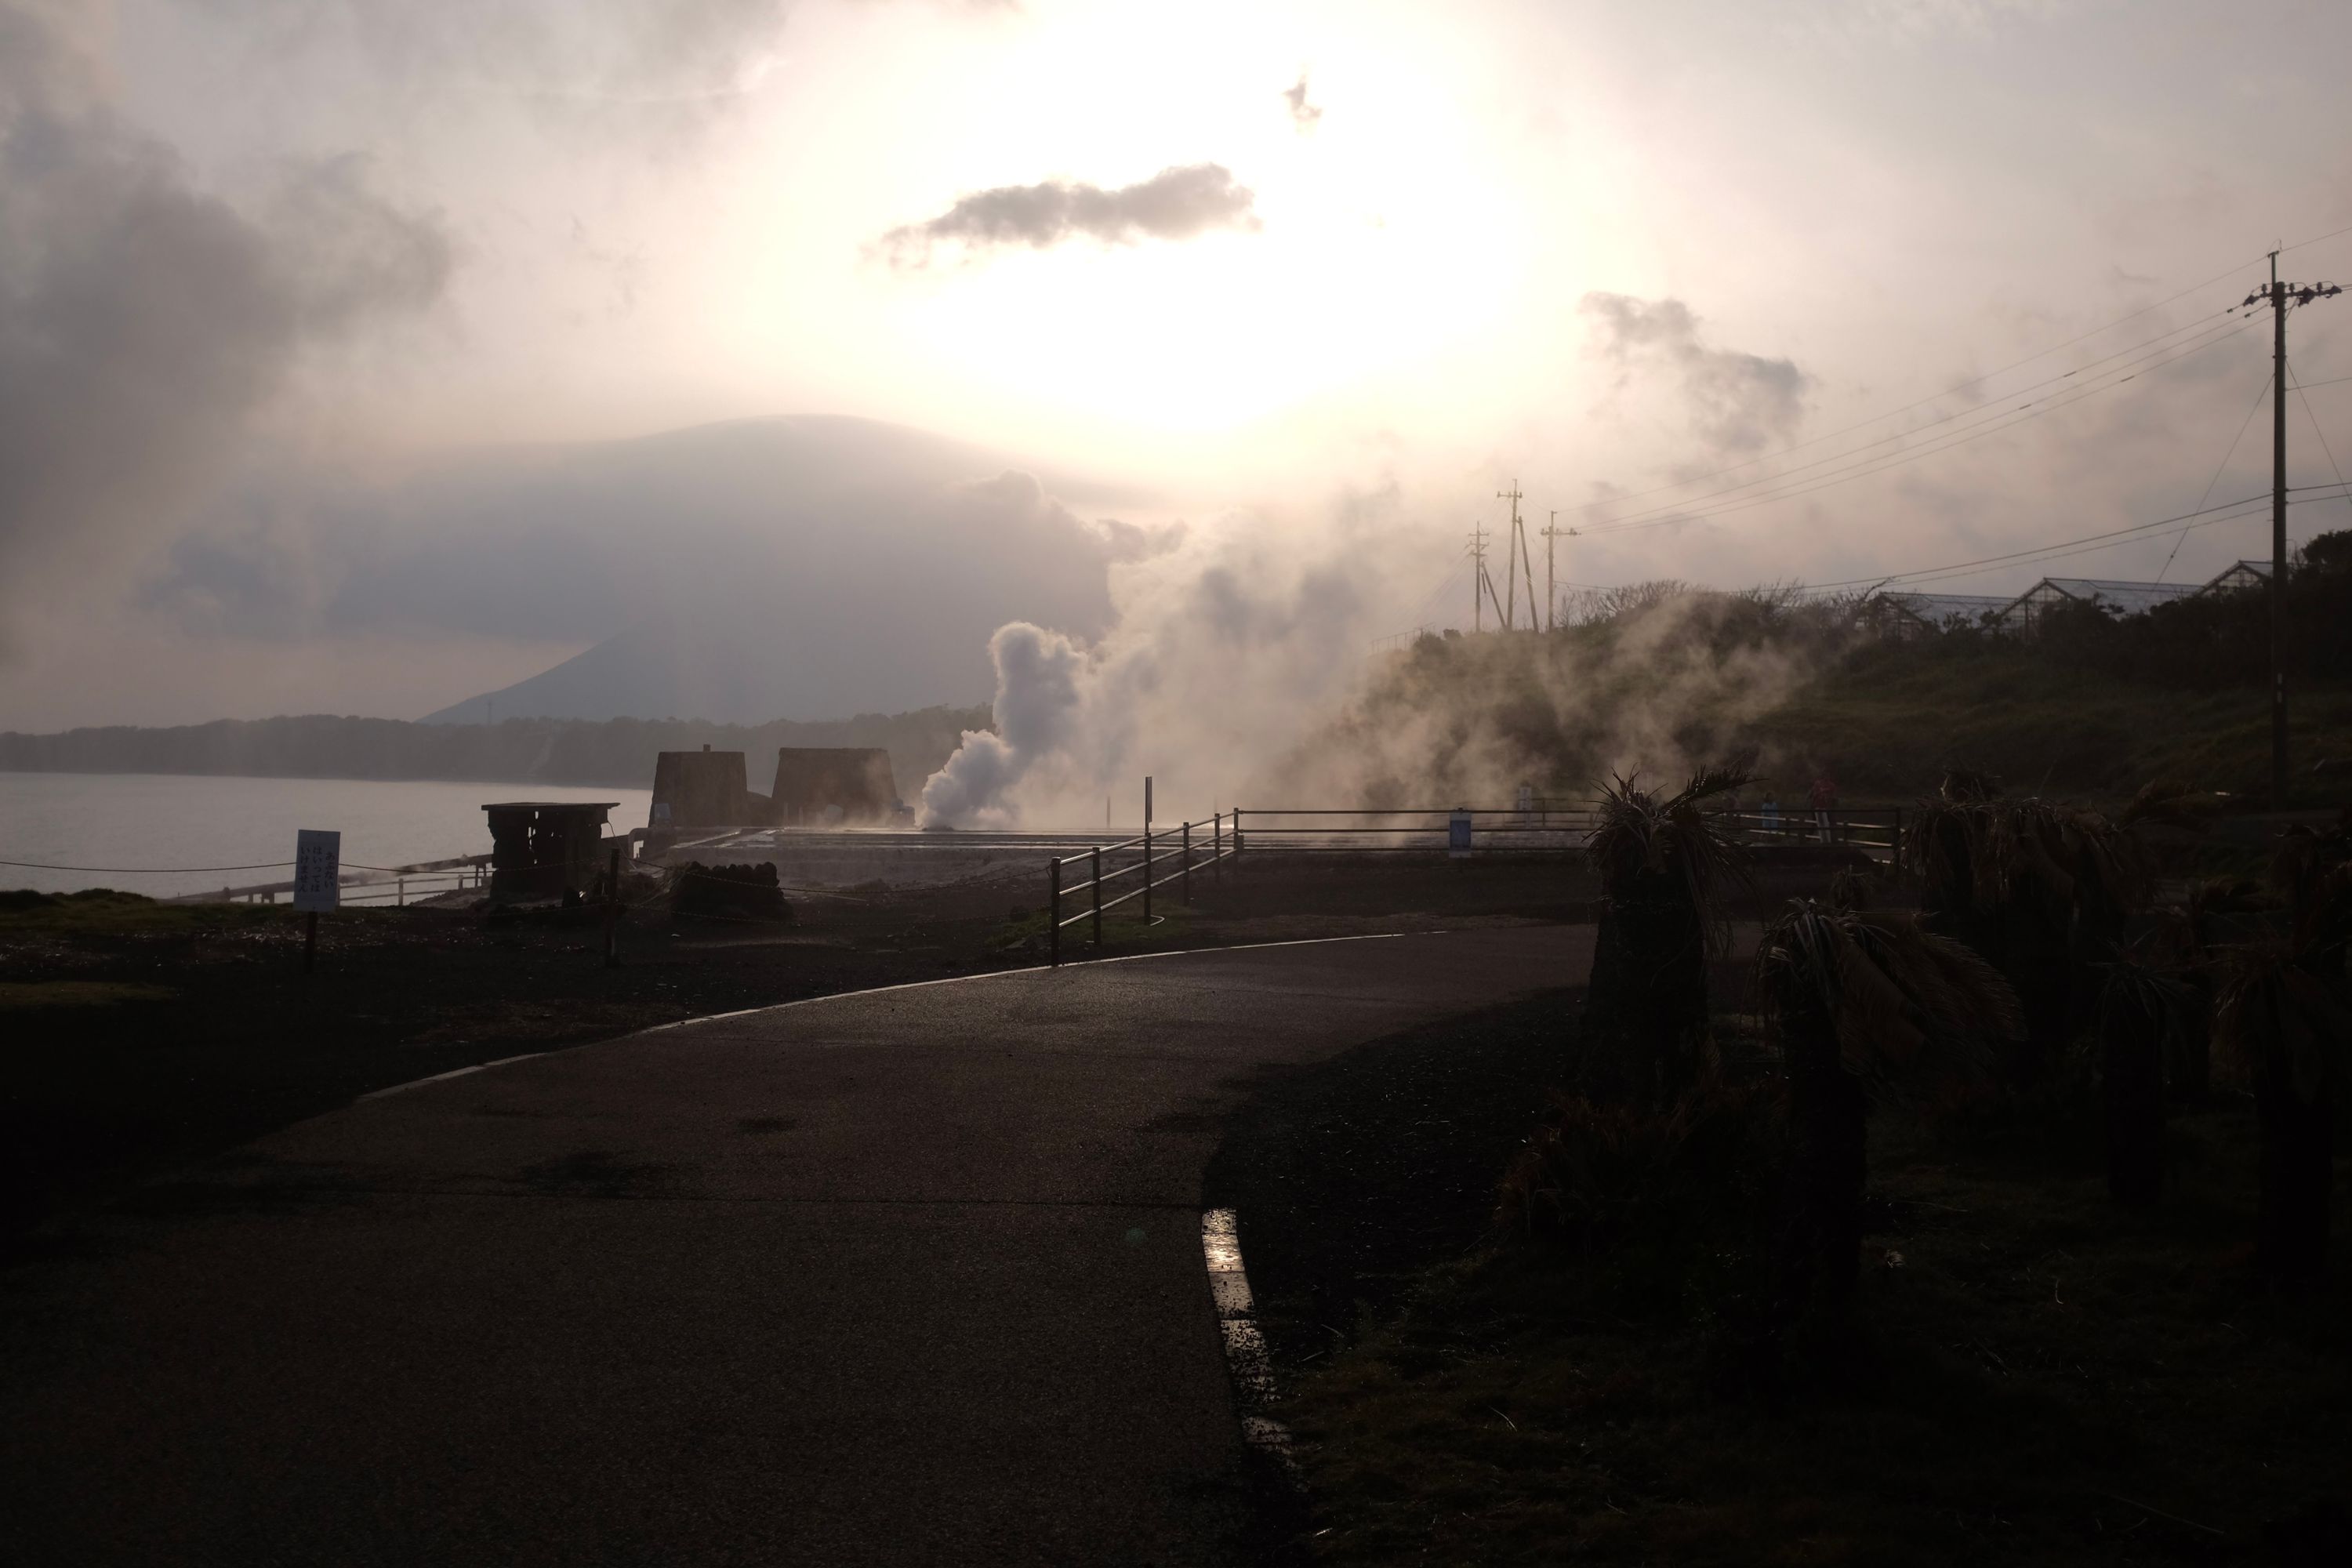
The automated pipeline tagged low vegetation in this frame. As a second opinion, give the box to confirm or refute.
[1303,528,2352,808]
[1237,763,2352,1563]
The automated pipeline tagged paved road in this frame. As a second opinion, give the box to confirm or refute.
[3,927,1588,1566]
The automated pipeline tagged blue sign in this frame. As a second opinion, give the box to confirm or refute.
[1447,811,1473,856]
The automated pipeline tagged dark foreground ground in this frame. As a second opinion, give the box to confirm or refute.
[0,853,1596,1258]
[1207,985,2352,1566]
[1,928,1588,1567]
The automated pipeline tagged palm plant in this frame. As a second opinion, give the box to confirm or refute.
[2216,945,2348,1283]
[1755,901,2021,1356]
[2097,954,2186,1207]
[2152,879,2278,1104]
[2215,818,2352,1283]
[1904,780,2149,1082]
[1578,767,1751,1111]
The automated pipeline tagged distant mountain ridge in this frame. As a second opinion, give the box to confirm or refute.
[0,709,992,798]
[310,416,1132,725]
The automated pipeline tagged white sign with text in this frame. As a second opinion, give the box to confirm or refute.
[292,829,342,913]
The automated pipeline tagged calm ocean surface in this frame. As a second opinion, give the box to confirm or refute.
[0,773,655,898]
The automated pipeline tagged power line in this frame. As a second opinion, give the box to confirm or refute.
[1569,251,2278,520]
[1805,492,2277,590]
[1858,489,2350,593]
[1583,318,2259,535]
[1871,502,2279,590]
[2156,361,2277,584]
[1582,312,2246,531]
[2282,218,2352,256]
[2287,358,2352,517]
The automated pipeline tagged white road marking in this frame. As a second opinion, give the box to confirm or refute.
[1201,1207,1297,1472]
[354,929,1463,1103]
[357,1052,547,1101]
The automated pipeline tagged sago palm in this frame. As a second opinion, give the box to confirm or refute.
[2097,954,2187,1208]
[1905,781,2147,1081]
[1578,767,1751,1110]
[2216,817,2352,1283]
[1755,900,2021,1355]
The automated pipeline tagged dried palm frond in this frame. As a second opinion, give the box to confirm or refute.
[1757,900,2022,1099]
[1905,796,1991,909]
[2216,943,2352,1105]
[2100,951,2191,1076]
[1907,797,2148,920]
[2119,779,2227,832]
[1940,769,2002,803]
[1587,768,1755,956]
[2270,818,2352,953]
[1826,865,1880,911]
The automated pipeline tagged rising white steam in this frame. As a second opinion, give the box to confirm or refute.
[917,622,1087,828]
[919,499,1403,829]
[918,488,1839,832]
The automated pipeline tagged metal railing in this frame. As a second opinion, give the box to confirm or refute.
[1227,806,1595,852]
[1047,814,1238,966]
[1721,807,1906,869]
[1040,803,1906,963]
[182,852,497,908]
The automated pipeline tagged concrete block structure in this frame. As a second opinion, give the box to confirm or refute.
[771,747,902,826]
[481,801,618,902]
[650,746,771,829]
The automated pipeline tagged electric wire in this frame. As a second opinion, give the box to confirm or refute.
[2287,358,2352,519]
[1581,312,2249,531]
[2156,361,2276,583]
[1584,318,2260,535]
[1827,489,2349,594]
[1566,249,2275,518]
[1802,489,2282,591]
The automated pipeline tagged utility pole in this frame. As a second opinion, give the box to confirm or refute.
[1496,482,1527,630]
[1468,524,1490,633]
[2242,256,2344,808]
[1541,510,1577,633]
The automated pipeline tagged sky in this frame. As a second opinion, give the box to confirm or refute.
[3,0,2351,735]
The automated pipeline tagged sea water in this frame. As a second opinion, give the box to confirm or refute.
[0,772,655,898]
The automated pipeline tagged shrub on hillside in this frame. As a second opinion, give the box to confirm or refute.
[670,862,793,924]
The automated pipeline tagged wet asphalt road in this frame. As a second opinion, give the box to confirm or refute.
[2,926,1588,1566]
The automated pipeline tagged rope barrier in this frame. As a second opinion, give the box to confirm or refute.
[0,858,296,873]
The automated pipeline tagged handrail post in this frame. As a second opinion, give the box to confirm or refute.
[1049,856,1062,967]
[1091,846,1103,947]
[1214,812,1222,881]
[1181,821,1192,903]
[604,843,621,968]
[1142,822,1152,925]
[1234,808,1244,860]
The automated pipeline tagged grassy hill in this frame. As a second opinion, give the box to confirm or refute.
[1748,639,2352,804]
[1292,564,2352,809]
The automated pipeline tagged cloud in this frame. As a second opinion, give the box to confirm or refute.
[0,1,451,644]
[877,163,1261,270]
[1283,72,1323,132]
[1579,293,1811,454]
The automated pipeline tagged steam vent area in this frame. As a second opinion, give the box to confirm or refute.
[643,745,1038,888]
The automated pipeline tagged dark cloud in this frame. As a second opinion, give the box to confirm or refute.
[1579,292,1810,454]
[0,2,450,641]
[877,163,1261,270]
[1283,73,1323,132]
